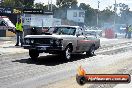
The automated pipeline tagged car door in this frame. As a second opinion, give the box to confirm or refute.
[76,27,85,52]
[84,36,96,51]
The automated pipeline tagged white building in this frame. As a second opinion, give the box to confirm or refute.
[22,12,61,27]
[67,9,85,23]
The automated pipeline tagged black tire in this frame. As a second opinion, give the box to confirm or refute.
[76,75,86,85]
[63,46,72,60]
[29,49,39,60]
[86,46,95,56]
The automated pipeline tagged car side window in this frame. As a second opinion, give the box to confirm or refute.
[48,27,76,35]
[76,28,83,35]
[54,27,75,35]
[61,28,69,34]
[69,28,76,35]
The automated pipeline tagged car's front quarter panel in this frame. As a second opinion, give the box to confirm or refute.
[61,35,77,52]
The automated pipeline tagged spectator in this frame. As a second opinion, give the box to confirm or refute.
[128,25,132,39]
[15,18,23,46]
[125,24,129,38]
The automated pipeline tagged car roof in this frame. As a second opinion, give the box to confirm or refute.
[52,25,80,28]
[85,30,102,32]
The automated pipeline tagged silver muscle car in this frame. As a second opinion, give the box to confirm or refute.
[23,26,100,61]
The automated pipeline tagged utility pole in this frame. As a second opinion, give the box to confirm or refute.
[48,0,53,11]
[114,0,117,30]
[97,1,100,26]
[48,0,50,10]
[51,0,53,11]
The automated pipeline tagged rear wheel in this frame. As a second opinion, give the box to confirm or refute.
[29,49,39,61]
[86,46,95,56]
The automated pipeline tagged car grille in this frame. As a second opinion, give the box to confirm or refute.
[24,38,51,45]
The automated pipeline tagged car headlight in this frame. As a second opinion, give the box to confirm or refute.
[50,39,54,44]
[50,39,63,45]
[25,39,30,44]
[55,40,60,45]
[31,40,34,44]
[55,39,62,45]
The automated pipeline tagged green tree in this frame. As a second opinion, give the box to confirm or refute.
[33,2,45,9]
[33,2,57,11]
[56,0,77,8]
[100,8,115,24]
[79,3,97,26]
[21,0,34,8]
[1,0,15,7]
[1,0,34,8]
[118,3,130,24]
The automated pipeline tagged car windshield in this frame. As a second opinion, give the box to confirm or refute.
[48,27,76,35]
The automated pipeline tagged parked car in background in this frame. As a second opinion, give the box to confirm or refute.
[0,16,15,37]
[23,26,100,61]
[0,16,15,28]
[84,30,102,37]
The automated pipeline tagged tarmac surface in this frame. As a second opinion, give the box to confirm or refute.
[0,37,28,55]
[0,36,132,88]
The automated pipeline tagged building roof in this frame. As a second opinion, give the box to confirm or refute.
[67,8,85,11]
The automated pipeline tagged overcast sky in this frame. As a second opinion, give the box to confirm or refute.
[34,0,132,11]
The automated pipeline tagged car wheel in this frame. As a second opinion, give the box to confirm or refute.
[86,46,95,56]
[29,49,39,60]
[63,46,72,60]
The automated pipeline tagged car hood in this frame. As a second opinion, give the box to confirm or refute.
[25,34,75,39]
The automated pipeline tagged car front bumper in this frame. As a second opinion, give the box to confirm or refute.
[23,45,63,52]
